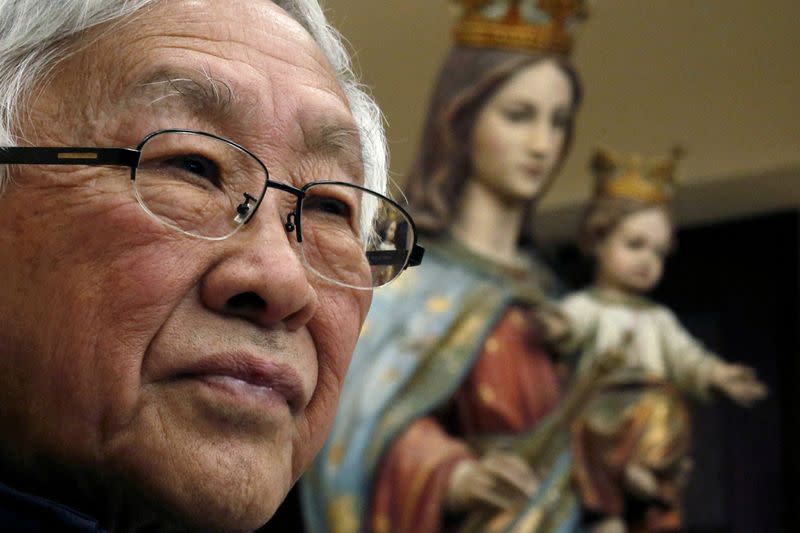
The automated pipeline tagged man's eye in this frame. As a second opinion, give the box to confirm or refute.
[165,154,221,184]
[304,195,352,218]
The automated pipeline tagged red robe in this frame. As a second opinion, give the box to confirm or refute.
[370,307,561,533]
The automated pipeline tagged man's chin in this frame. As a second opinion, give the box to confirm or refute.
[106,454,291,533]
[101,403,295,531]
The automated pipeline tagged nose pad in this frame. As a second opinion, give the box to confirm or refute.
[284,211,297,233]
[234,192,258,224]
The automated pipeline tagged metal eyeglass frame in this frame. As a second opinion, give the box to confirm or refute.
[0,129,425,287]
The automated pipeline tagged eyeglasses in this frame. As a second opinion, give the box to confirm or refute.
[0,129,424,290]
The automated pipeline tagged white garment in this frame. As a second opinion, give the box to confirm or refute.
[560,289,721,398]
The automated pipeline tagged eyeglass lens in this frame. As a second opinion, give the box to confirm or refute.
[134,131,267,239]
[299,183,414,289]
[133,131,413,289]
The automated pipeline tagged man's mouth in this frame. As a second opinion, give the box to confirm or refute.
[169,353,307,414]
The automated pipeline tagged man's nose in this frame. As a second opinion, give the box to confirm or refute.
[199,194,318,331]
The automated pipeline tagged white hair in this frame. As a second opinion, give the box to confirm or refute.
[0,0,387,195]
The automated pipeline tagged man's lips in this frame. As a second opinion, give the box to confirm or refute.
[168,354,307,414]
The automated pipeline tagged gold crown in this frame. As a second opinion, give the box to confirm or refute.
[591,147,685,205]
[450,0,588,54]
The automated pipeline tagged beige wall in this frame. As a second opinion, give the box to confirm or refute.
[324,0,800,216]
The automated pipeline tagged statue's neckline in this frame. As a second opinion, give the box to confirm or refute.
[432,233,538,283]
[587,287,656,309]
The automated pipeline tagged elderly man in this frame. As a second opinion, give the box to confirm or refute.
[0,1,422,531]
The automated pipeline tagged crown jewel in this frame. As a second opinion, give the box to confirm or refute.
[591,147,684,205]
[450,0,588,54]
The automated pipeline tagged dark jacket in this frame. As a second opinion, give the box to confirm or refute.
[0,480,106,532]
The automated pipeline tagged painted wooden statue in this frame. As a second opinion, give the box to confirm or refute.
[558,147,768,532]
[301,1,591,532]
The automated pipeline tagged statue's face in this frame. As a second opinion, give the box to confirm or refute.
[469,59,573,203]
[595,207,673,294]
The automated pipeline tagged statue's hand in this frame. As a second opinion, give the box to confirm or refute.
[711,362,768,407]
[623,463,658,500]
[591,517,627,533]
[597,332,631,374]
[445,452,539,513]
[532,307,571,346]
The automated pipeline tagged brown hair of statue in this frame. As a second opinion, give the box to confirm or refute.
[404,46,583,236]
[577,196,675,255]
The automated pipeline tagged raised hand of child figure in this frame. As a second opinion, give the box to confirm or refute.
[710,362,767,406]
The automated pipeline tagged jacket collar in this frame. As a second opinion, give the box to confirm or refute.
[0,480,105,532]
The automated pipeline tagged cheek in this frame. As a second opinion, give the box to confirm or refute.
[471,120,511,175]
[104,238,203,323]
[651,260,665,278]
[0,194,208,459]
[473,127,505,156]
[606,247,634,276]
[311,287,366,393]
[548,131,567,164]
[292,287,368,472]
[66,204,203,355]
[90,231,220,424]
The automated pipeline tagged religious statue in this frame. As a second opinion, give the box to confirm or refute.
[301,1,590,532]
[557,146,768,532]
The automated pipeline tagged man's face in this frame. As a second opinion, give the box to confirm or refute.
[0,0,370,530]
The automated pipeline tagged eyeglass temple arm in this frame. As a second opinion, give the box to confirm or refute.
[366,244,425,269]
[0,147,140,167]
[408,244,425,267]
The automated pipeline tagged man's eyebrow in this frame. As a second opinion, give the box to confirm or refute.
[129,67,364,178]
[305,123,363,163]
[129,67,237,121]
[301,121,365,183]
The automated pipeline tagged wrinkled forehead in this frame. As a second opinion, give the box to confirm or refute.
[55,0,361,174]
[76,1,337,99]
